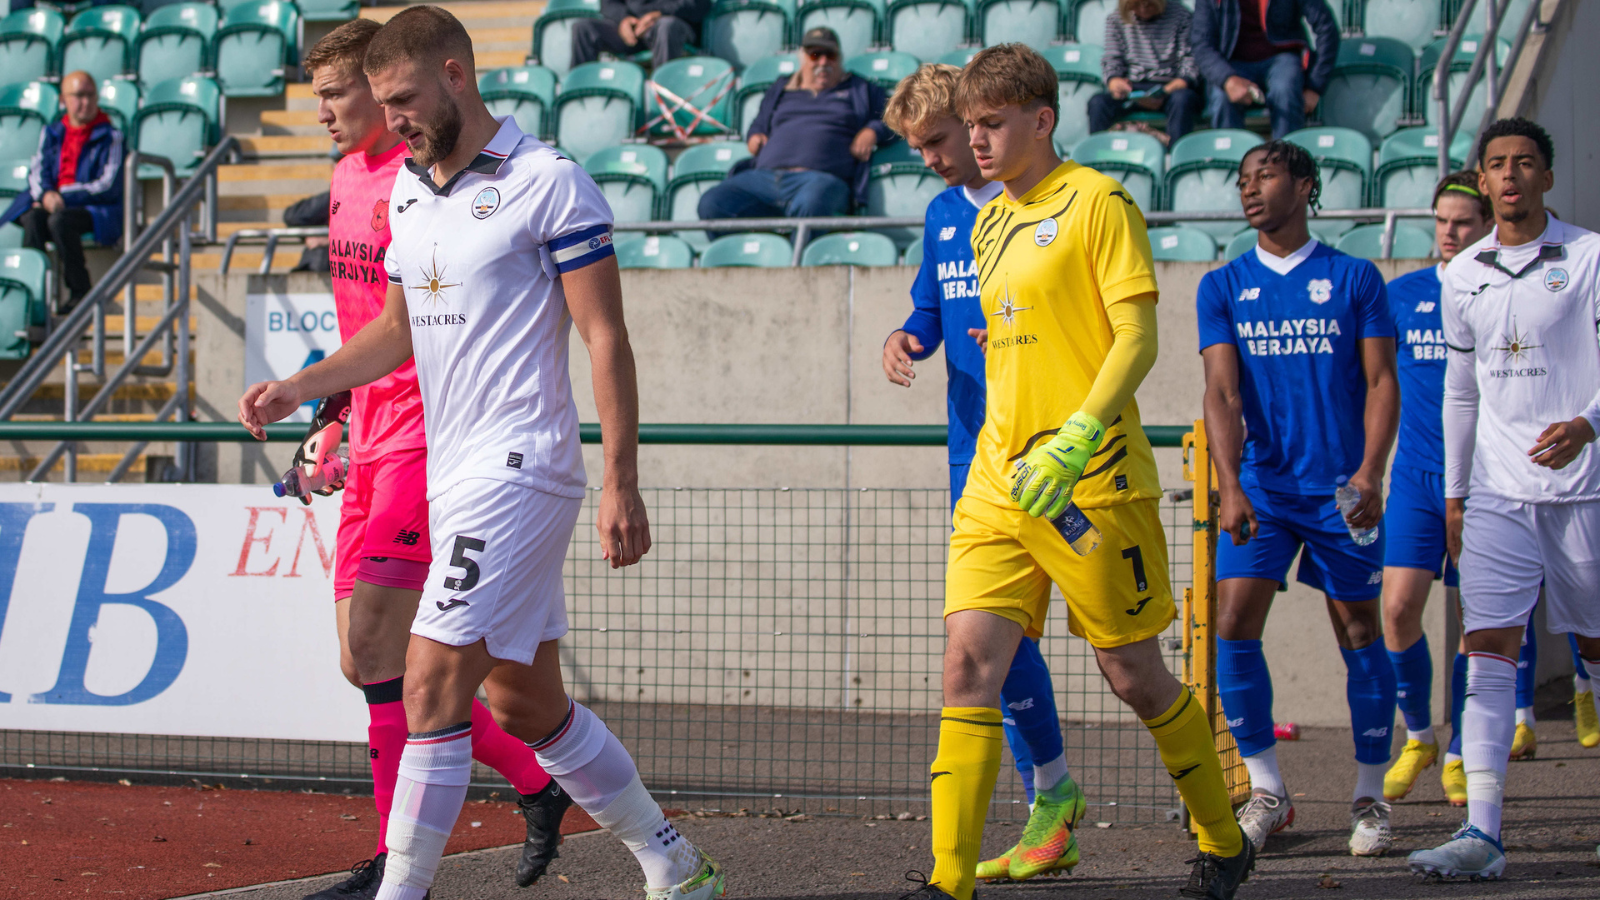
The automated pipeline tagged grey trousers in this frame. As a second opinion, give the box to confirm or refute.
[570,15,696,70]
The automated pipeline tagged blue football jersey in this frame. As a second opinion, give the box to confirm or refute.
[901,183,999,464]
[1388,264,1446,475]
[1196,242,1394,495]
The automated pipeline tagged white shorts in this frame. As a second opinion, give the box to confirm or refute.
[1458,493,1600,638]
[411,477,582,665]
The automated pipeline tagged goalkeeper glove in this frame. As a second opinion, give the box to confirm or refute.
[1010,411,1105,519]
[285,391,352,504]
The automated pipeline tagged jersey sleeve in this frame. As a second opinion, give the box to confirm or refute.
[534,157,617,274]
[1440,265,1475,351]
[1352,259,1395,339]
[901,229,943,360]
[1087,183,1159,307]
[1195,270,1235,351]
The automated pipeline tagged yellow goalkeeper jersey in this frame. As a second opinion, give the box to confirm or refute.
[964,160,1163,511]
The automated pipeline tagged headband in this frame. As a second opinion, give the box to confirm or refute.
[1442,183,1481,198]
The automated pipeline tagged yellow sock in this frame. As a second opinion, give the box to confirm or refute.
[1142,690,1244,858]
[929,706,1003,900]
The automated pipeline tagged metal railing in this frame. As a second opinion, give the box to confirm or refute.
[1434,0,1546,173]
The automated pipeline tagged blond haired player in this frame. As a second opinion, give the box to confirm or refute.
[901,43,1250,900]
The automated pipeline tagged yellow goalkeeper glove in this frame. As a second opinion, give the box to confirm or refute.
[1010,411,1105,519]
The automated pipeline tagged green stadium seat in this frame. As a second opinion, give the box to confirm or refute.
[735,54,796,135]
[1317,36,1412,143]
[1165,129,1262,238]
[1375,126,1464,213]
[704,0,793,69]
[480,66,558,140]
[797,0,884,61]
[0,158,31,197]
[1335,222,1435,258]
[135,2,215,86]
[1148,225,1218,262]
[666,140,751,250]
[1285,126,1372,235]
[616,234,695,269]
[1225,227,1335,260]
[887,0,970,63]
[1355,0,1442,51]
[531,0,603,77]
[297,0,360,23]
[555,61,646,164]
[700,232,792,267]
[1417,35,1510,140]
[937,47,978,67]
[1069,130,1165,211]
[1041,43,1101,150]
[845,50,920,90]
[0,82,60,161]
[800,230,899,265]
[97,78,140,135]
[646,56,738,137]
[866,140,942,248]
[0,223,22,250]
[213,0,299,97]
[61,5,140,83]
[978,0,1060,53]
[0,248,51,359]
[134,75,219,177]
[583,144,669,222]
[0,8,65,85]
[902,237,922,267]
[1066,0,1112,43]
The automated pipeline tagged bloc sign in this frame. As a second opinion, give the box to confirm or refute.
[245,291,344,423]
[0,484,366,742]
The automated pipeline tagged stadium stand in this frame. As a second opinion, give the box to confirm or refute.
[584,143,671,222]
[703,0,793,69]
[616,233,697,268]
[60,5,140,85]
[1065,0,1111,44]
[1068,130,1165,212]
[133,75,220,177]
[902,237,921,267]
[700,231,793,266]
[1417,34,1510,139]
[135,2,216,87]
[937,46,978,67]
[885,0,968,63]
[664,140,751,249]
[1042,42,1101,151]
[0,248,51,359]
[1165,129,1263,237]
[1354,0,1442,51]
[795,0,883,60]
[978,0,1060,52]
[846,49,920,90]
[1374,126,1465,212]
[555,60,647,163]
[1147,224,1218,261]
[800,229,899,265]
[0,7,64,85]
[645,56,738,137]
[1286,125,1372,235]
[734,53,796,134]
[529,0,603,76]
[97,77,141,134]
[0,161,29,249]
[0,81,61,162]
[1316,36,1412,144]
[480,65,559,140]
[864,140,943,248]
[213,0,301,97]
[1334,221,1436,258]
[299,0,362,22]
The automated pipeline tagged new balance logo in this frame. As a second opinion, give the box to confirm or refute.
[436,599,469,612]
[397,199,418,213]
[1237,288,1261,302]
[939,226,957,241]
[1227,717,1244,728]
[1367,571,1383,585]
[1125,597,1151,616]
[1007,698,1035,712]
[394,529,421,546]
[1415,301,1436,313]
[1170,764,1200,781]
[1362,727,1389,738]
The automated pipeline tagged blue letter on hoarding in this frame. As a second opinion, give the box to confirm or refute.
[34,504,196,706]
[0,502,55,702]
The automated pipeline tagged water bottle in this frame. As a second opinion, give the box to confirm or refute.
[1050,502,1103,556]
[1334,475,1379,546]
[274,448,349,500]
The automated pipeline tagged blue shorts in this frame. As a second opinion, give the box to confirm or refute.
[950,463,970,511]
[1383,464,1459,588]
[1215,478,1386,602]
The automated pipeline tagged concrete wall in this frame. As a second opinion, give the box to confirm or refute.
[1533,0,1600,233]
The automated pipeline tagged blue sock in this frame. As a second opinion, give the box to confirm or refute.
[1341,642,1398,765]
[1216,638,1276,757]
[1516,617,1539,708]
[1387,635,1433,738]
[1449,651,1467,756]
[1572,633,1590,684]
[1000,637,1063,803]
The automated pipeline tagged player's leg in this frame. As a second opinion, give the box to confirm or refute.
[1534,503,1600,754]
[1511,611,1539,759]
[1570,633,1599,748]
[1380,567,1439,801]
[977,639,1062,882]
[1441,582,1469,806]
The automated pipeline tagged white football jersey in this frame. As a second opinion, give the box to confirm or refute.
[1442,213,1600,503]
[384,117,615,501]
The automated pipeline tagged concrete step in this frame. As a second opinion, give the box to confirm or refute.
[237,135,332,157]
[30,382,177,402]
[0,454,146,475]
[13,412,160,422]
[260,109,325,136]
[220,162,335,182]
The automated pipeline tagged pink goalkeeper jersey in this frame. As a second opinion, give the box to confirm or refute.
[328,142,426,463]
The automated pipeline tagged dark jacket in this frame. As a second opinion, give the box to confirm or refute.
[740,73,894,209]
[1190,0,1340,94]
[0,116,126,247]
[600,0,709,25]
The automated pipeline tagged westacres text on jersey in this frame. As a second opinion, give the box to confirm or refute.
[411,313,468,327]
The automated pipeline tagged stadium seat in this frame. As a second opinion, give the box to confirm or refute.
[97,78,140,135]
[135,2,214,87]
[480,66,558,140]
[0,8,65,85]
[61,5,140,84]
[1065,0,1112,43]
[530,0,603,77]
[0,81,61,161]
[978,0,1060,52]
[845,50,920,90]
[583,144,669,222]
[1222,229,1256,261]
[665,140,752,250]
[800,230,899,265]
[704,0,792,69]
[866,140,943,248]
[1374,127,1464,213]
[797,0,883,61]
[134,75,219,177]
[1165,129,1262,238]
[1335,222,1435,258]
[1417,35,1509,140]
[700,232,792,267]
[1147,225,1218,262]
[937,47,978,67]
[902,238,922,267]
[1316,36,1412,143]
[1069,130,1165,211]
[646,56,738,138]
[0,223,21,250]
[297,0,360,23]
[1285,126,1372,235]
[0,248,50,359]
[735,54,797,134]
[887,0,970,63]
[213,0,299,97]
[1040,43,1101,150]
[554,61,646,164]
[0,159,30,198]
[1355,0,1442,51]
[616,234,696,268]
[1474,0,1533,37]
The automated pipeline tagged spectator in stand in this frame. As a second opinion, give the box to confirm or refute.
[569,0,710,70]
[1191,0,1338,139]
[0,70,124,313]
[1088,0,1201,142]
[698,27,894,222]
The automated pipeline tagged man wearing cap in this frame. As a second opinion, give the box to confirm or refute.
[569,0,710,71]
[697,26,894,222]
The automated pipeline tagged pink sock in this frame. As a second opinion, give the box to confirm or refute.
[470,698,552,795]
[364,677,408,857]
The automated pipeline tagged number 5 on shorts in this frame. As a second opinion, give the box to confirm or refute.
[443,536,485,591]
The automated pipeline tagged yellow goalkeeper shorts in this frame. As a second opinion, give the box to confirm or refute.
[946,495,1175,648]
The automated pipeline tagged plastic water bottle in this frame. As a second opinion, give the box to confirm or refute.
[1334,475,1379,546]
[1050,503,1103,556]
[274,448,349,500]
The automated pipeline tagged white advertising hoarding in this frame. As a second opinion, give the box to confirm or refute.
[244,291,343,423]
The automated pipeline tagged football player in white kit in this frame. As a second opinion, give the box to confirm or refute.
[1409,117,1600,880]
[238,8,726,900]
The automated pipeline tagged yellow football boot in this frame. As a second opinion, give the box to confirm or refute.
[1510,722,1537,760]
[1383,739,1438,801]
[1575,690,1599,749]
[1441,759,1467,807]
[1008,777,1086,880]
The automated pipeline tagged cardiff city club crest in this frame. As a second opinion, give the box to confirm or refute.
[370,198,388,232]
[1307,278,1333,304]
[472,187,501,220]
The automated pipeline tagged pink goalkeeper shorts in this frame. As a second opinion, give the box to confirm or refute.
[333,447,432,600]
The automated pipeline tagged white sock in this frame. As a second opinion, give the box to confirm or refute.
[1515,706,1535,727]
[377,722,473,900]
[1444,751,1462,764]
[531,698,698,889]
[1463,653,1517,840]
[1242,746,1286,797]
[1408,725,1437,745]
[1033,753,1071,794]
[1575,672,1592,694]
[1582,657,1600,721]
[1353,762,1386,803]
